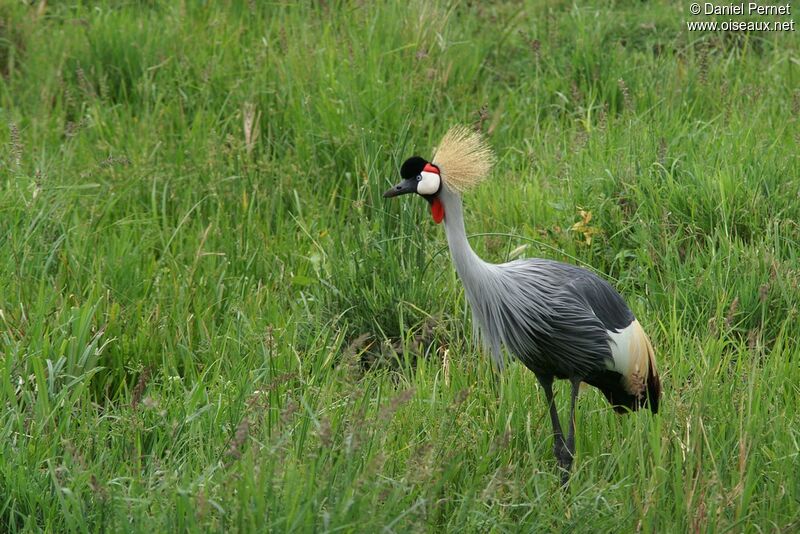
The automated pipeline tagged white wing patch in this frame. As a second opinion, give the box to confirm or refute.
[417,170,441,195]
[606,320,654,397]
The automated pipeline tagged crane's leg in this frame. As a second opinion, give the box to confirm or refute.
[560,378,582,486]
[535,375,567,475]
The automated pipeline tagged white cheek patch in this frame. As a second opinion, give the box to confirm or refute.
[417,171,440,195]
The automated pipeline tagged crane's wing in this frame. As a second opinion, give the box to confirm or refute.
[482,259,617,379]
[561,266,634,331]
[560,264,661,413]
[495,259,661,413]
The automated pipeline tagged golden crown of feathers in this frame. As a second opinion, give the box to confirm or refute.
[432,125,496,193]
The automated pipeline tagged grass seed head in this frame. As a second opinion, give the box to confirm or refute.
[378,388,415,422]
[618,78,632,110]
[76,65,96,98]
[318,417,333,447]
[473,104,489,132]
[725,296,739,328]
[453,387,470,407]
[758,284,769,303]
[131,367,151,411]
[280,397,299,427]
[9,122,22,166]
[225,417,250,467]
[698,45,709,86]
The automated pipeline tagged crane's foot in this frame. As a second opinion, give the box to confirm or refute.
[557,460,573,487]
[559,467,571,488]
[555,443,574,487]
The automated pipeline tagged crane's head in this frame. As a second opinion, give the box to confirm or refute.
[382,156,445,223]
[382,126,496,225]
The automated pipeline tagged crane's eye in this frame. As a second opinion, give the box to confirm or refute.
[416,175,422,181]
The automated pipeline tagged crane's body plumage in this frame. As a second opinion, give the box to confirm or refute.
[384,126,661,484]
[439,185,659,414]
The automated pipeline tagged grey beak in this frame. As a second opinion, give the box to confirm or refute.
[383,178,417,198]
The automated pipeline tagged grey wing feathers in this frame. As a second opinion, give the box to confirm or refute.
[560,265,635,332]
[475,259,628,378]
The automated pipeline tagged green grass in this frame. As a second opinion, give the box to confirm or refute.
[1,1,798,531]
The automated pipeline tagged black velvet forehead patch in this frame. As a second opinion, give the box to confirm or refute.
[400,156,428,180]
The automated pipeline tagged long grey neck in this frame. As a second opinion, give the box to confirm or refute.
[439,186,492,282]
[438,185,505,369]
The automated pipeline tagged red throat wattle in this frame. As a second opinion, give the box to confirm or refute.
[431,198,444,224]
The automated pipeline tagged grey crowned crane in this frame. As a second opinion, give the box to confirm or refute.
[383,126,661,484]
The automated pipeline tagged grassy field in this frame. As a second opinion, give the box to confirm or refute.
[1,1,799,531]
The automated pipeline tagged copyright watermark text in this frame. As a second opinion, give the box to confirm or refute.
[687,2,796,31]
